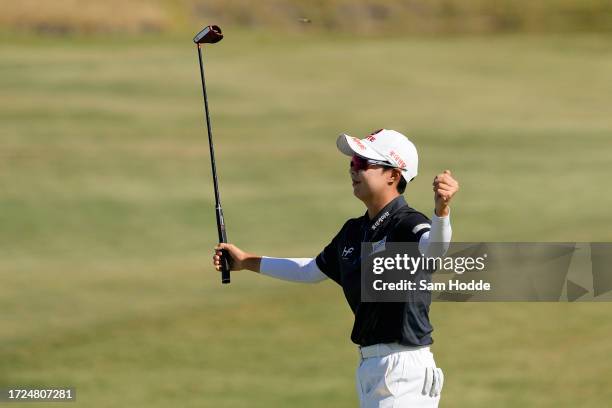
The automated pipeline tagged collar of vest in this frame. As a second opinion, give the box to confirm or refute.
[364,195,408,233]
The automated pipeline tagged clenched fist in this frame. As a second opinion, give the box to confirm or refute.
[213,243,261,273]
[432,170,459,217]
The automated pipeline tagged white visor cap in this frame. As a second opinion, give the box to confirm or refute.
[336,129,419,182]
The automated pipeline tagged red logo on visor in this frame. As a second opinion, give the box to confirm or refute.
[366,129,383,142]
[389,150,406,168]
[352,137,367,150]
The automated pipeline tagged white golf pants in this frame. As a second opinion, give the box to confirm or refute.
[355,343,443,408]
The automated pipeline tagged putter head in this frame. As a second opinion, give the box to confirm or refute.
[193,25,223,44]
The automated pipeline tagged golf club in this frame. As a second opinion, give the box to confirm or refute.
[194,25,230,284]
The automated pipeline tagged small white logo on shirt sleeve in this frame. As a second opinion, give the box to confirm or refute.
[412,223,430,234]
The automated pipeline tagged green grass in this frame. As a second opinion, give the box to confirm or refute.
[3,0,612,35]
[1,31,612,407]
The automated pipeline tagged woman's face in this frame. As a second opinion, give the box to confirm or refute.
[349,155,398,201]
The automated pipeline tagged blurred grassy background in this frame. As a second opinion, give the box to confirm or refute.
[2,0,612,35]
[1,2,612,408]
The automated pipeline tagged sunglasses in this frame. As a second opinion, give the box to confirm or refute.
[350,155,394,171]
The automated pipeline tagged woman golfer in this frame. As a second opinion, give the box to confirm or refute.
[213,129,459,408]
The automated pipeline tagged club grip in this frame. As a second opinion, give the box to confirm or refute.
[220,248,231,284]
[217,209,231,284]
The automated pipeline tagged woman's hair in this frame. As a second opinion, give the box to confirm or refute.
[397,176,407,194]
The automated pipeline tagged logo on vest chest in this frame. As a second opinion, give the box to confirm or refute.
[371,236,387,254]
[341,246,355,259]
